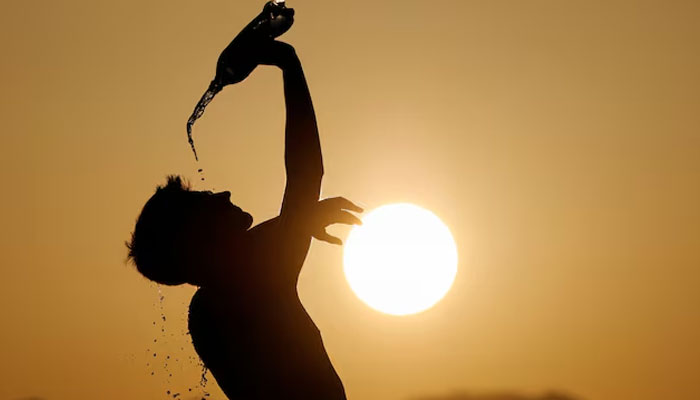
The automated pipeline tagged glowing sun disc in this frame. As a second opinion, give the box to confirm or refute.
[343,203,458,316]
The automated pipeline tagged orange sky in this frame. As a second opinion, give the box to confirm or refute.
[1,1,699,399]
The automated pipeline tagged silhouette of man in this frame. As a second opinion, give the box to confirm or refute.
[127,40,361,399]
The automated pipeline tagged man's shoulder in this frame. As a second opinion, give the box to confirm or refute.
[188,288,208,329]
[188,288,235,349]
[188,287,246,328]
[189,287,207,307]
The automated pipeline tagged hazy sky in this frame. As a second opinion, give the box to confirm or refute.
[1,1,699,399]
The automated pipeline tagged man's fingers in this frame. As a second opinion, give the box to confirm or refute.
[333,210,363,226]
[323,197,364,213]
[314,230,343,245]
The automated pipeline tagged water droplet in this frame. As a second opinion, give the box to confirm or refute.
[200,366,209,387]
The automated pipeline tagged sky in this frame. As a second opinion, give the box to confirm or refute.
[1,0,699,399]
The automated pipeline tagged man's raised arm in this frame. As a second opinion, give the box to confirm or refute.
[240,42,322,279]
[246,42,361,280]
[277,44,323,221]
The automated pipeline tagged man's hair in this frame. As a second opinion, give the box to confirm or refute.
[127,175,193,286]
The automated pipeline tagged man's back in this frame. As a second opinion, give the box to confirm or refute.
[189,286,347,399]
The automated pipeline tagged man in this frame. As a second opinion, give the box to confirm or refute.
[128,38,361,399]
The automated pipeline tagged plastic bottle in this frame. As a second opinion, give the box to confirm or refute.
[186,0,295,161]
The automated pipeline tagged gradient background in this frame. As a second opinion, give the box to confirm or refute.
[1,1,699,399]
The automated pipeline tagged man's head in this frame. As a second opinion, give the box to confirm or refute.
[127,176,253,286]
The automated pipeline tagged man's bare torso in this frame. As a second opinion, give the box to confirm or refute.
[189,279,346,399]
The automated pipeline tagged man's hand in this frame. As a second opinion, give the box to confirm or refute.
[252,40,299,70]
[311,197,364,245]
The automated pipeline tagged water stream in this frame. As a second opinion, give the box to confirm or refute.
[186,81,224,162]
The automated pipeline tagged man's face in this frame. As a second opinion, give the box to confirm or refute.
[189,190,253,233]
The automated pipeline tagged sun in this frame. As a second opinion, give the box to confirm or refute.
[343,203,458,316]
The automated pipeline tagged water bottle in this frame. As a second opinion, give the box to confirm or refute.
[187,0,295,161]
